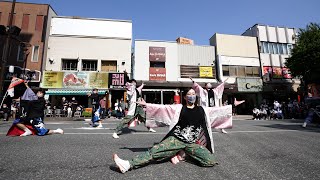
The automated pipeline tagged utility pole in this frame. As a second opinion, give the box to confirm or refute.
[0,0,16,97]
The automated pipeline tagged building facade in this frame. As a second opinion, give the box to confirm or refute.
[210,33,262,114]
[242,24,299,103]
[0,1,56,91]
[42,16,132,108]
[134,39,216,104]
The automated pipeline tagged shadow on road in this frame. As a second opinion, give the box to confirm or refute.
[256,123,320,133]
[120,147,150,152]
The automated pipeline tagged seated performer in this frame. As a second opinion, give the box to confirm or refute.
[112,88,232,173]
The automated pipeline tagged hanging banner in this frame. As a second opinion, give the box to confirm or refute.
[199,66,213,78]
[41,71,108,89]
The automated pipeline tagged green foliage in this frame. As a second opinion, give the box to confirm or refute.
[82,111,92,117]
[285,23,320,84]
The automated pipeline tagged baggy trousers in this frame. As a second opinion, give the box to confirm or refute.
[129,136,217,169]
[115,105,146,133]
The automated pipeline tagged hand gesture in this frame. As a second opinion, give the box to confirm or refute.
[142,82,146,86]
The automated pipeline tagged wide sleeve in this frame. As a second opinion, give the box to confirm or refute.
[136,84,144,95]
[145,104,182,128]
[125,82,135,97]
[192,82,207,106]
[204,105,233,129]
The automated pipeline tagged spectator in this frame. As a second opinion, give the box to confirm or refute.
[100,97,107,119]
[1,104,10,121]
[70,97,78,117]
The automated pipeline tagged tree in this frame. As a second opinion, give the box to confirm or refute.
[285,23,320,87]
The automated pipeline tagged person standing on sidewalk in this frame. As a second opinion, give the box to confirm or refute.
[70,97,78,117]
[112,71,156,139]
[99,97,107,119]
[112,88,232,173]
[88,88,102,128]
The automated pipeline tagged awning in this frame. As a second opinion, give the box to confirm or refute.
[46,89,107,95]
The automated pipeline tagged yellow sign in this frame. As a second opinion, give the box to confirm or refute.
[41,71,109,89]
[199,67,213,77]
[41,72,64,88]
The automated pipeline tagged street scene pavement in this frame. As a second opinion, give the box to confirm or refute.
[1,117,320,180]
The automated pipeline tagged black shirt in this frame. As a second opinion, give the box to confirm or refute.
[169,106,206,144]
[28,98,46,119]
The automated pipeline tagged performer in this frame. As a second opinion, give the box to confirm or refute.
[7,83,63,136]
[88,88,102,128]
[112,72,156,139]
[113,88,232,173]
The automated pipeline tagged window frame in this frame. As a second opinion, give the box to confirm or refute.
[31,45,40,62]
[61,59,78,71]
[81,59,98,71]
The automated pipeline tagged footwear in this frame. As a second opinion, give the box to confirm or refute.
[20,129,32,136]
[302,122,307,128]
[148,128,156,133]
[221,129,228,134]
[55,128,64,134]
[113,154,130,173]
[97,124,103,128]
[112,133,119,139]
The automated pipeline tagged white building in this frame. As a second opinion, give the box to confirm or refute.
[210,33,262,113]
[242,24,299,101]
[134,39,216,104]
[42,16,132,107]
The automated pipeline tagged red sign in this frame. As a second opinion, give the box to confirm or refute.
[282,67,292,79]
[149,68,166,81]
[149,47,166,62]
[272,67,282,79]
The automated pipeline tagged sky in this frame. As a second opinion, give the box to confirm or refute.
[12,0,320,45]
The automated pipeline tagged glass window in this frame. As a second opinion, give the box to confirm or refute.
[245,67,253,77]
[272,43,278,54]
[268,43,274,54]
[82,60,97,71]
[278,44,283,54]
[222,66,229,76]
[17,45,24,62]
[31,45,39,62]
[282,44,288,55]
[150,62,165,68]
[62,59,78,71]
[238,66,246,77]
[252,67,260,77]
[229,66,237,76]
[287,44,293,55]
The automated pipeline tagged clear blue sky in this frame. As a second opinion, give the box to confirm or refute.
[16,0,320,45]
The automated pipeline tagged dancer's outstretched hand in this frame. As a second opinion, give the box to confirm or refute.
[137,99,147,107]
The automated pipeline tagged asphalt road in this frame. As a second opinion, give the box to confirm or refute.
[0,117,320,180]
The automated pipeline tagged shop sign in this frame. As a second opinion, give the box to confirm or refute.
[272,67,282,79]
[149,68,166,81]
[4,66,41,82]
[41,71,109,89]
[282,67,292,79]
[237,78,263,92]
[199,66,213,78]
[108,73,126,89]
[149,47,166,62]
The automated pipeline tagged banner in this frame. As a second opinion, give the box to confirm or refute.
[41,71,108,89]
[237,78,263,92]
[149,47,166,62]
[4,66,41,82]
[262,66,272,82]
[149,68,166,81]
[199,66,213,77]
[272,67,282,79]
[282,67,292,79]
[108,73,126,89]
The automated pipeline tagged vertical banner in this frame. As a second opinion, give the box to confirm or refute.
[149,47,166,62]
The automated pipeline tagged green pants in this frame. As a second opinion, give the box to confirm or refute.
[115,106,146,133]
[129,136,217,169]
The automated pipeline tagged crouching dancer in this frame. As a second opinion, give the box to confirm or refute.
[7,84,63,136]
[112,88,232,173]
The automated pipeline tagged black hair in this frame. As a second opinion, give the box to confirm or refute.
[130,79,137,83]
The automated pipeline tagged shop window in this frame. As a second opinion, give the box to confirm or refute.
[252,67,260,77]
[62,59,78,71]
[238,66,246,77]
[222,65,229,76]
[245,67,253,77]
[82,60,97,71]
[150,61,165,68]
[31,45,40,62]
[21,14,30,31]
[229,66,237,76]
[101,60,117,72]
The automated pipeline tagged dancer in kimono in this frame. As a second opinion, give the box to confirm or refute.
[112,88,232,173]
[112,78,156,139]
[191,77,228,134]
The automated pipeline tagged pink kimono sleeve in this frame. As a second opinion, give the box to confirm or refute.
[205,105,233,129]
[145,104,182,128]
